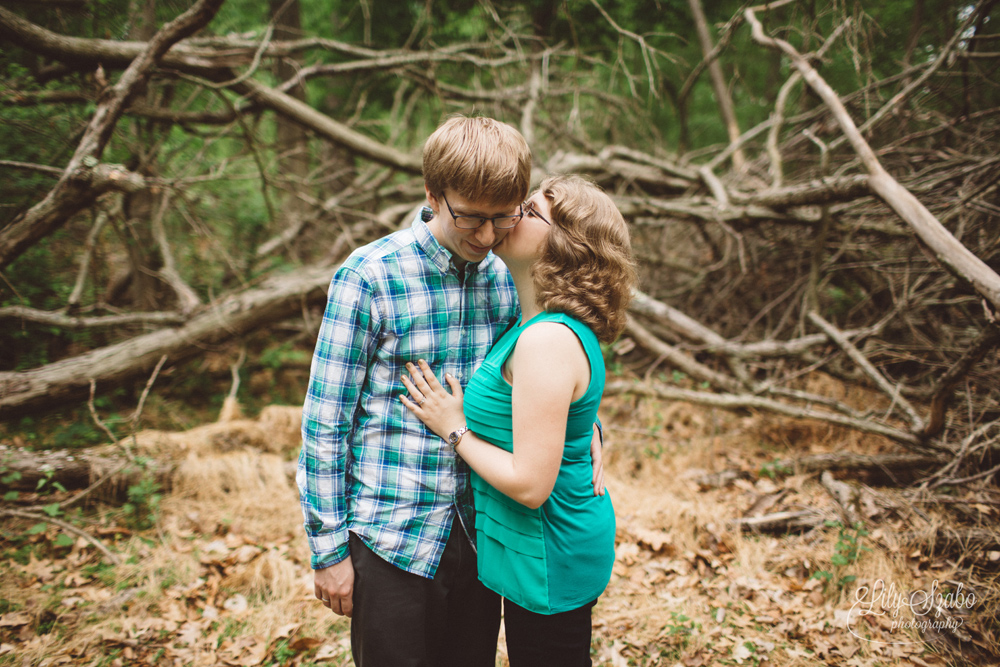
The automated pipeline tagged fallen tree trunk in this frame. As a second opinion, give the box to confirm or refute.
[696,452,947,489]
[0,445,174,501]
[604,379,926,449]
[0,263,334,418]
[0,405,302,498]
[730,509,827,533]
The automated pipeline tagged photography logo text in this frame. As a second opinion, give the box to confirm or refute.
[845,579,974,644]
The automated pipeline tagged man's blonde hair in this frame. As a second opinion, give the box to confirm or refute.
[423,116,532,208]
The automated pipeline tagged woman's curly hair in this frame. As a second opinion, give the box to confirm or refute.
[531,174,637,343]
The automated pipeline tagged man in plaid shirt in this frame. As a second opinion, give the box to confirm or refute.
[298,116,531,666]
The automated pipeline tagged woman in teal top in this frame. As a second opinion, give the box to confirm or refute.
[402,175,637,666]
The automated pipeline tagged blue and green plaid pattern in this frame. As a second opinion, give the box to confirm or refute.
[297,214,518,577]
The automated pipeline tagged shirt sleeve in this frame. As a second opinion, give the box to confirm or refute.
[297,265,379,570]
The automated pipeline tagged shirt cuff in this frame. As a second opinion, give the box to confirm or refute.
[309,530,351,570]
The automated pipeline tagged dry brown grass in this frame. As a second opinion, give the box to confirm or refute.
[2,387,997,666]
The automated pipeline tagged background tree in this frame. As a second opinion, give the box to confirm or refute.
[1,0,999,544]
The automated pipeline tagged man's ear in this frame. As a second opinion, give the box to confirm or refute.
[424,185,440,214]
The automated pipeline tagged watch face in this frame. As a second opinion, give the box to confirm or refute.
[449,433,458,444]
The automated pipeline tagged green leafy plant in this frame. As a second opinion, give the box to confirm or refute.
[270,639,297,666]
[811,520,871,591]
[759,458,792,481]
[2,468,22,502]
[36,469,68,495]
[259,342,312,371]
[122,474,162,530]
[733,640,764,667]
[82,561,118,587]
[650,611,702,662]
[665,611,700,638]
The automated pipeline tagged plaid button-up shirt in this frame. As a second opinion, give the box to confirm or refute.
[297,213,519,577]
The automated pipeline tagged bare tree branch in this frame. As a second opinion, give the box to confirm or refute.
[625,317,745,393]
[921,324,1000,439]
[0,306,185,329]
[0,263,334,417]
[745,5,1000,313]
[150,190,202,314]
[237,79,422,173]
[688,0,744,169]
[765,21,849,188]
[0,160,64,176]
[0,508,122,565]
[807,311,924,432]
[67,207,111,312]
[0,0,226,269]
[604,379,927,449]
[827,1,986,152]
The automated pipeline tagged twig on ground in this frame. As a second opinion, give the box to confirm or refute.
[807,311,924,432]
[1,508,122,565]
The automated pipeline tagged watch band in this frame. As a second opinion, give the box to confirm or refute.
[448,426,469,449]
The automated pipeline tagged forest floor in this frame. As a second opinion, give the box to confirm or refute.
[1,374,998,667]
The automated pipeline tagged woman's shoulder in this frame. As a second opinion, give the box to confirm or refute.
[518,316,585,347]
[521,312,599,349]
[513,316,592,375]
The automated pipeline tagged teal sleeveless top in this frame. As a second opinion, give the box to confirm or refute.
[462,311,616,615]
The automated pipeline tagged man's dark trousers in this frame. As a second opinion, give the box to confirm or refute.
[349,518,500,667]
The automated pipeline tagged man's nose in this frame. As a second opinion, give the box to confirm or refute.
[474,223,497,247]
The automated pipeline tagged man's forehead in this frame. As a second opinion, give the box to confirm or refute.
[449,194,521,215]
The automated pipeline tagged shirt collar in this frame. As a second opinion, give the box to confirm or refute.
[412,211,490,276]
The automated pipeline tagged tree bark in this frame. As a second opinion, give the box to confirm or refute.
[0,445,174,501]
[730,509,826,533]
[267,0,312,261]
[0,263,334,418]
[688,0,744,169]
[0,306,185,329]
